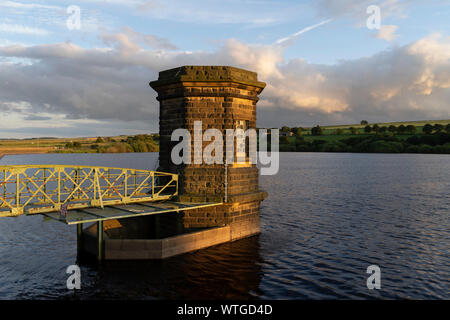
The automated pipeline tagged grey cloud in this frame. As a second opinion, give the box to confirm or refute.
[100,27,178,51]
[0,31,449,137]
[23,115,52,121]
[313,0,420,29]
[262,36,450,126]
[314,0,377,18]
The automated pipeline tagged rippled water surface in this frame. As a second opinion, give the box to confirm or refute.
[0,152,448,299]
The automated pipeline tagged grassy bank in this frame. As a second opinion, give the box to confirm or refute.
[2,119,450,157]
[278,121,450,153]
[309,119,450,134]
[0,134,159,156]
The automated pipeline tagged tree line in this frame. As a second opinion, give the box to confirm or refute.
[64,134,159,153]
[278,122,450,154]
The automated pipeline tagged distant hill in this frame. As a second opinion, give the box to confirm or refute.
[312,119,450,130]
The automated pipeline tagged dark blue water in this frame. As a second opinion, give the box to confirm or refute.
[0,152,448,299]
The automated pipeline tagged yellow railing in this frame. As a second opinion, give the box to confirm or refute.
[0,165,178,217]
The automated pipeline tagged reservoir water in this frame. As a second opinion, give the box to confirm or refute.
[0,152,448,299]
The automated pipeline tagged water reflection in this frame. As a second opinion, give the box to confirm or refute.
[76,236,263,300]
[1,152,449,299]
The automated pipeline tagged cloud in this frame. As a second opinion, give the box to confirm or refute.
[375,25,399,41]
[0,29,449,137]
[100,27,178,51]
[23,115,52,121]
[136,1,161,12]
[313,0,416,33]
[314,0,377,18]
[0,23,49,36]
[128,0,301,27]
[274,19,333,46]
[0,1,114,35]
[314,0,414,19]
[0,1,59,10]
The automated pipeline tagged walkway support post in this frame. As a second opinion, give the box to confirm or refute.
[97,221,103,261]
[77,223,83,256]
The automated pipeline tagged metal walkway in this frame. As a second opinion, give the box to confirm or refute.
[43,201,221,225]
[0,165,223,261]
[0,165,182,217]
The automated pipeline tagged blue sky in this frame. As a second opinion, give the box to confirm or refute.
[4,0,449,62]
[0,0,449,137]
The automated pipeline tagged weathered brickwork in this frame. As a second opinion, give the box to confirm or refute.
[150,66,267,233]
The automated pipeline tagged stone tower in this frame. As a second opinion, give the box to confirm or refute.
[150,66,267,241]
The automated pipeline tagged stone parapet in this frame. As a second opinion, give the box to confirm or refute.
[150,65,266,89]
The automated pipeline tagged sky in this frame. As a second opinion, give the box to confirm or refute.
[0,0,449,138]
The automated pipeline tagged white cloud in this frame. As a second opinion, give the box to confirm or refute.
[314,0,414,19]
[129,0,301,27]
[100,27,178,51]
[0,1,59,10]
[375,25,399,42]
[274,19,333,46]
[0,1,114,35]
[0,23,49,36]
[0,29,449,136]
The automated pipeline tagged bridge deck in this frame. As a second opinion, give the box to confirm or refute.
[43,201,222,225]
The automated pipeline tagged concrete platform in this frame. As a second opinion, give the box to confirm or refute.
[81,216,260,260]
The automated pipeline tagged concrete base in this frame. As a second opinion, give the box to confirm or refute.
[81,216,260,260]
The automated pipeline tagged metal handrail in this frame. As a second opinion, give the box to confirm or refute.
[0,165,178,217]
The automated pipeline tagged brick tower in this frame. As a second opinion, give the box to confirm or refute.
[150,66,267,241]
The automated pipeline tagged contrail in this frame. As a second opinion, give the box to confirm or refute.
[274,19,333,46]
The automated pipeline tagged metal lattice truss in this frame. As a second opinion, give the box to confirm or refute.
[0,165,178,217]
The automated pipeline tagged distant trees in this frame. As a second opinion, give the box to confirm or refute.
[423,124,433,134]
[433,124,444,132]
[406,125,417,134]
[360,120,369,125]
[311,125,323,136]
[372,124,380,133]
[125,134,158,152]
[397,124,406,134]
[273,121,450,154]
[363,124,417,135]
[275,122,449,142]
[388,125,397,133]
[295,127,303,136]
[279,136,290,144]
[288,127,302,136]
[289,133,450,154]
[59,134,160,154]
[65,141,81,148]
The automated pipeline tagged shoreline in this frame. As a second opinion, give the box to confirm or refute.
[1,151,449,160]
[0,150,51,160]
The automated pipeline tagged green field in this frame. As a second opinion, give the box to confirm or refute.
[278,120,450,154]
[299,119,450,136]
[0,134,158,157]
